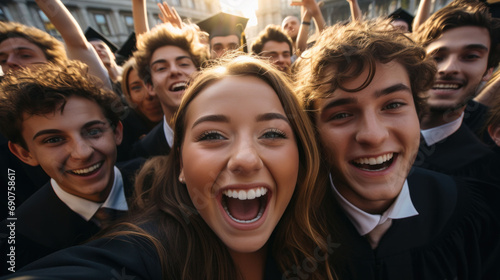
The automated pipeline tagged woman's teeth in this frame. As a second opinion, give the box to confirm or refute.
[223,187,268,200]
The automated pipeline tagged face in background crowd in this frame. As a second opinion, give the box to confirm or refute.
[90,40,116,67]
[260,40,292,73]
[425,26,492,113]
[314,61,421,214]
[125,67,163,123]
[0,37,48,73]
[147,45,197,117]
[210,35,240,59]
[282,16,299,41]
[10,96,123,202]
[179,75,299,254]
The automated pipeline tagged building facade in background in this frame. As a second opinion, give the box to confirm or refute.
[256,0,453,36]
[0,0,219,48]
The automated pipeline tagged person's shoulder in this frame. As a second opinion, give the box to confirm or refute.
[3,234,162,280]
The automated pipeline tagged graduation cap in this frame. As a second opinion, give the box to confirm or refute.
[84,26,119,53]
[116,32,137,59]
[197,12,248,40]
[388,8,414,32]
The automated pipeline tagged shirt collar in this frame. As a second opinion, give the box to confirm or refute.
[51,166,128,221]
[421,112,464,146]
[330,173,419,236]
[163,116,174,148]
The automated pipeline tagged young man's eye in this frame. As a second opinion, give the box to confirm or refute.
[463,54,481,60]
[383,102,405,110]
[43,136,64,144]
[85,128,104,137]
[432,56,443,63]
[329,112,351,121]
[196,131,226,141]
[261,129,287,139]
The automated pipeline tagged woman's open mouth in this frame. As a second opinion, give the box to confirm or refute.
[221,187,269,224]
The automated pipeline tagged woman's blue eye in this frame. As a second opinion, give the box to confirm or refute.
[262,129,287,139]
[197,131,226,141]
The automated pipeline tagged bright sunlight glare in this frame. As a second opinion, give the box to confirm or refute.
[219,0,258,27]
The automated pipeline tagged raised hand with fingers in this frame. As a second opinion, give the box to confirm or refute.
[158,2,182,29]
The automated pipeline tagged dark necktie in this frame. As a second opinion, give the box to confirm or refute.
[91,207,126,228]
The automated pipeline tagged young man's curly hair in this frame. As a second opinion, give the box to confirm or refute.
[295,19,437,123]
[134,23,209,86]
[0,60,124,149]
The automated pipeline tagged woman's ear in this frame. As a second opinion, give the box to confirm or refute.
[179,150,185,183]
[8,141,39,166]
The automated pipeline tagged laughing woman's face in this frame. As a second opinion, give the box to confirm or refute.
[179,75,299,253]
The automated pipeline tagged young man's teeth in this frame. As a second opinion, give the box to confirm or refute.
[433,83,459,89]
[223,187,268,200]
[354,153,393,165]
[72,162,102,175]
[171,82,187,91]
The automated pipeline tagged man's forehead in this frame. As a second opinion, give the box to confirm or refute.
[282,17,299,26]
[211,35,239,46]
[425,25,491,52]
[0,37,42,52]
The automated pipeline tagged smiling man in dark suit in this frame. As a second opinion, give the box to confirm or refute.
[0,61,144,275]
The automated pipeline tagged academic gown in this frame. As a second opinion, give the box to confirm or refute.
[415,122,500,185]
[0,158,145,275]
[463,99,494,145]
[325,167,500,280]
[130,122,171,159]
[117,108,160,162]
[0,222,283,279]
[0,133,50,220]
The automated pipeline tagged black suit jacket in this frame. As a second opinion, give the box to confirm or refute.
[130,122,171,158]
[325,168,500,280]
[415,122,499,185]
[0,133,49,221]
[0,158,144,275]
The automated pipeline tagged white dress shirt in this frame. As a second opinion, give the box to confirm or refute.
[51,166,128,221]
[330,173,419,236]
[163,116,174,148]
[421,113,464,146]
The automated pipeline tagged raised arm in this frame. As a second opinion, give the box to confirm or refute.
[296,0,326,54]
[413,0,432,32]
[34,0,111,89]
[347,0,362,22]
[158,2,182,28]
[132,0,149,35]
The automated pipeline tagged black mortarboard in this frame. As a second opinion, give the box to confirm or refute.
[388,8,414,32]
[84,26,119,53]
[116,32,137,59]
[197,12,249,40]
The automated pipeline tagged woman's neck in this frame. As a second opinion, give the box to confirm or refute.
[230,245,268,280]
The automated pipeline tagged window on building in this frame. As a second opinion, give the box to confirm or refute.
[122,14,134,34]
[93,12,111,36]
[37,9,60,37]
[185,0,195,9]
[0,7,7,22]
